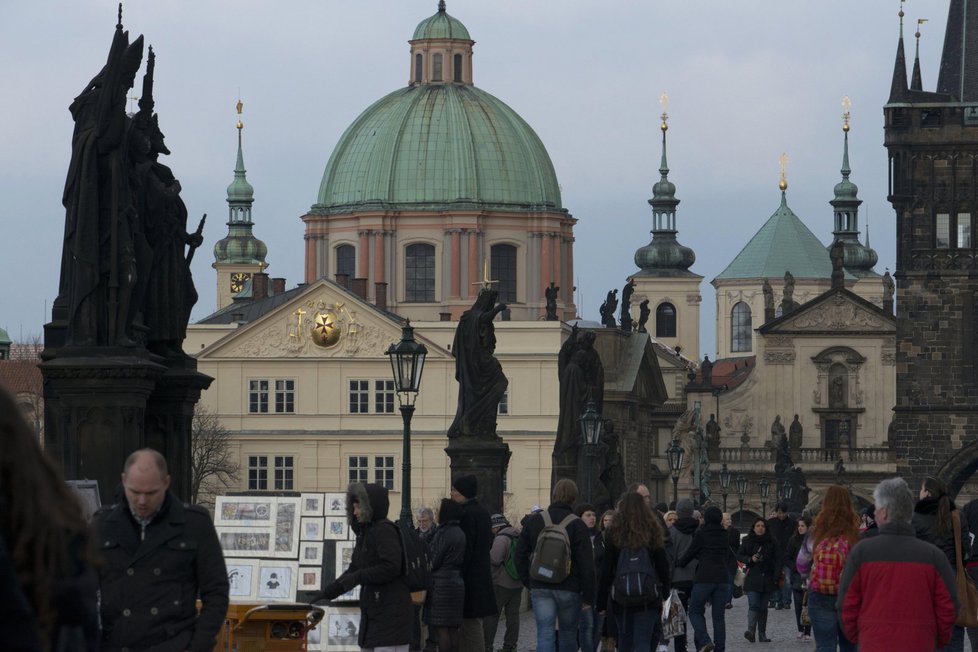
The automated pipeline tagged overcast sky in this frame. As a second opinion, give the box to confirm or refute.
[0,1,949,352]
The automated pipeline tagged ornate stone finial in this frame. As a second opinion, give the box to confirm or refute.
[659,92,669,132]
[438,0,446,12]
[117,2,123,29]
[899,0,905,21]
[779,152,789,192]
[842,95,851,133]
[236,97,244,130]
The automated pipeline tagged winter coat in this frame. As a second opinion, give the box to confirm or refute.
[93,492,229,652]
[737,529,778,594]
[765,514,797,566]
[838,521,958,652]
[425,520,466,626]
[515,502,596,603]
[725,526,742,577]
[589,527,607,597]
[667,517,700,587]
[913,496,970,569]
[597,538,672,614]
[678,522,736,585]
[458,497,498,618]
[786,532,807,590]
[324,483,412,648]
[489,525,523,590]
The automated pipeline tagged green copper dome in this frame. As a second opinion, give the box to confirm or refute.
[313,84,564,213]
[412,3,471,41]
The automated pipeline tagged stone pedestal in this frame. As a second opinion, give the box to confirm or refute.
[41,349,167,506]
[445,436,511,515]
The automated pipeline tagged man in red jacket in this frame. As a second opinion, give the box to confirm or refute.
[838,477,958,651]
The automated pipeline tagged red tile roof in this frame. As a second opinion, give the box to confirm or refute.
[0,360,42,394]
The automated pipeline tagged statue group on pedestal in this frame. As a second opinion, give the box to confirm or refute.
[56,14,202,357]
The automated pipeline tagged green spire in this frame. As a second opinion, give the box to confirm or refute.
[829,99,878,277]
[214,99,267,266]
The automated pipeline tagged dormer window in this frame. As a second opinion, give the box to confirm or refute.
[432,53,443,81]
[453,54,462,82]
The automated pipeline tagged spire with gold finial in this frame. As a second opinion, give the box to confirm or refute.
[830,95,877,275]
[779,152,789,193]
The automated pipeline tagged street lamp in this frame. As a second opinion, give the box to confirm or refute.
[386,320,427,527]
[719,463,732,512]
[780,478,793,507]
[735,473,748,525]
[579,401,603,505]
[667,438,685,507]
[758,476,771,519]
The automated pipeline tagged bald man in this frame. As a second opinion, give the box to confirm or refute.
[93,449,229,652]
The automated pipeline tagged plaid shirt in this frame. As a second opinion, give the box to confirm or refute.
[809,535,850,595]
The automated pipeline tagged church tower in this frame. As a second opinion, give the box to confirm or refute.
[212,100,268,310]
[885,1,978,489]
[630,98,702,360]
[828,99,880,304]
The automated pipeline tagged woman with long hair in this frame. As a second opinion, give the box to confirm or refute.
[425,497,467,652]
[597,509,617,652]
[0,387,98,651]
[914,476,969,652]
[786,516,812,641]
[807,485,859,652]
[737,517,777,643]
[597,493,671,652]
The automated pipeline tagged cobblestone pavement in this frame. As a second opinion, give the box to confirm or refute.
[488,593,819,652]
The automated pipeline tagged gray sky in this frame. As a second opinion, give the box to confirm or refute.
[0,1,945,352]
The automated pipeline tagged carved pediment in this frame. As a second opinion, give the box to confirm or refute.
[775,293,893,333]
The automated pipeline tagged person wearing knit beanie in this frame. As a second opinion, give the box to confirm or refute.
[451,474,478,501]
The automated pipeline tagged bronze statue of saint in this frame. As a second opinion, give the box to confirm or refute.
[700,355,713,386]
[447,288,508,439]
[705,414,721,449]
[544,282,559,321]
[789,414,803,450]
[554,326,604,472]
[599,289,618,328]
[620,278,636,332]
[770,414,786,447]
[781,271,796,314]
[637,299,651,333]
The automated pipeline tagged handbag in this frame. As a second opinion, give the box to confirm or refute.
[952,511,978,627]
[661,589,687,640]
[734,562,747,587]
[800,591,811,627]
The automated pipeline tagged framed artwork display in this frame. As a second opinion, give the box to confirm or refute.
[301,493,325,517]
[323,516,349,541]
[226,559,259,601]
[300,541,324,566]
[215,496,275,528]
[256,560,298,602]
[323,492,346,516]
[302,517,325,542]
[218,527,275,557]
[66,480,101,522]
[272,497,301,558]
[333,540,359,602]
[299,566,323,591]
[324,605,361,651]
[306,617,325,651]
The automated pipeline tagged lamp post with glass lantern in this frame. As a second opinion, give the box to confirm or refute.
[780,478,793,510]
[579,401,603,505]
[386,321,427,527]
[758,476,771,520]
[667,438,685,507]
[719,463,732,512]
[735,473,748,525]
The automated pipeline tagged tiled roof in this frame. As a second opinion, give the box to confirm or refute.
[0,360,41,394]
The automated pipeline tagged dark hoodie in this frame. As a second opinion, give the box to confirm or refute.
[737,524,778,594]
[678,508,735,585]
[668,516,700,586]
[320,483,411,648]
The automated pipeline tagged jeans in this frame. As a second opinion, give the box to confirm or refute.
[578,605,595,652]
[938,625,965,652]
[808,591,855,652]
[746,590,771,615]
[531,588,582,652]
[484,584,522,650]
[792,589,811,635]
[778,566,793,606]
[689,583,731,652]
[614,606,661,652]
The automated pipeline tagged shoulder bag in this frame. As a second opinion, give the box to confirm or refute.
[953,510,978,627]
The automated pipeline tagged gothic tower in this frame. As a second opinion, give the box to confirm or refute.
[884,1,978,490]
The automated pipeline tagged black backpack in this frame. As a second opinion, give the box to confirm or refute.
[394,521,432,592]
[611,546,658,606]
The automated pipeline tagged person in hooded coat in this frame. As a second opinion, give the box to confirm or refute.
[317,483,412,651]
[450,474,498,650]
[425,498,466,652]
[737,517,778,643]
[678,506,737,652]
[667,498,699,652]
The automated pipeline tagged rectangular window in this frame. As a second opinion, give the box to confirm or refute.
[374,380,395,414]
[249,380,269,414]
[498,389,509,415]
[275,379,295,413]
[248,455,268,490]
[936,213,951,248]
[374,455,395,490]
[349,380,369,413]
[349,456,369,485]
[274,455,294,490]
[958,215,972,248]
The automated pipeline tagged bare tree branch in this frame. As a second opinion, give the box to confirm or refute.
[191,404,239,506]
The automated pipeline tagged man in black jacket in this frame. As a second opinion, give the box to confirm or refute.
[93,449,229,652]
[678,506,737,652]
[515,478,595,652]
[450,474,498,650]
[765,501,796,609]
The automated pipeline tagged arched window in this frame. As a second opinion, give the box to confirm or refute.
[731,302,752,352]
[414,53,423,82]
[491,244,518,303]
[336,244,355,282]
[655,302,677,337]
[405,243,436,302]
[453,54,463,82]
[432,54,443,81]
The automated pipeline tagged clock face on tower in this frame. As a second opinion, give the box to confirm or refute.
[230,272,251,293]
